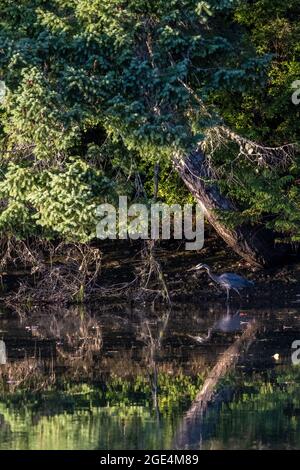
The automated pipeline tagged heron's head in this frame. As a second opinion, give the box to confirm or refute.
[188,263,210,272]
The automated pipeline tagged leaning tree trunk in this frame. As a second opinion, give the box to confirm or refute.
[173,149,290,267]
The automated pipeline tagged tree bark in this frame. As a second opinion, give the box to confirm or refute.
[173,149,290,267]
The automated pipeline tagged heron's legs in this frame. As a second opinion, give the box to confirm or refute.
[226,288,241,303]
[233,288,241,298]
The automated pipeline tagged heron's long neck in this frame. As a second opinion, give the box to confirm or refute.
[205,267,218,283]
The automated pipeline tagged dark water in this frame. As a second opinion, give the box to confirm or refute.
[0,297,300,450]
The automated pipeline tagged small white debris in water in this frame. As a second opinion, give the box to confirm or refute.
[273,353,280,361]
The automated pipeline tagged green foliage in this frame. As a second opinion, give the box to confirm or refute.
[232,0,300,143]
[0,0,299,242]
[207,0,300,241]
[0,159,114,241]
[1,365,300,450]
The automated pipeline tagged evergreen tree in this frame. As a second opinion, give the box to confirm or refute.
[0,0,299,258]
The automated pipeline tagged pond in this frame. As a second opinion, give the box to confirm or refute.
[0,297,300,450]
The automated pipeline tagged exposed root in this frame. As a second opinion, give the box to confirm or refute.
[0,236,47,273]
[3,242,102,306]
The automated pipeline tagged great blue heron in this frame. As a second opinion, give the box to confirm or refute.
[189,263,254,301]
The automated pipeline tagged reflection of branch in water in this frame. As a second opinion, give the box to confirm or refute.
[174,320,258,449]
[136,307,171,420]
[0,357,56,393]
[55,320,102,375]
[7,306,102,382]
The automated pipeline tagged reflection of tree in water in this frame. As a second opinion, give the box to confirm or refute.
[136,306,171,419]
[129,303,260,448]
[174,319,258,448]
[0,301,253,396]
[0,302,213,407]
[1,300,300,449]
[0,306,102,391]
[45,307,102,376]
[0,357,56,393]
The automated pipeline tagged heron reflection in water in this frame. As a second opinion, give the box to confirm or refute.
[187,305,249,344]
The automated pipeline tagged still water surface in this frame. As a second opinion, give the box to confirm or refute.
[0,299,300,449]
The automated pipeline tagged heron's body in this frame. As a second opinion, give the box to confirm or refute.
[189,263,254,301]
